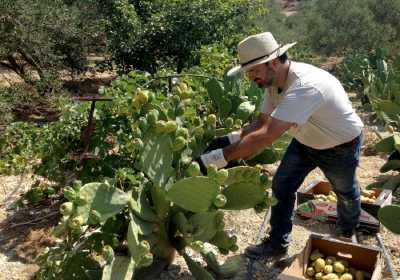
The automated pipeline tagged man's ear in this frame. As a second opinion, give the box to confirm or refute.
[270,58,280,70]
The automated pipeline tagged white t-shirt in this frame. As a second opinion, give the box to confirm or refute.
[260,61,364,149]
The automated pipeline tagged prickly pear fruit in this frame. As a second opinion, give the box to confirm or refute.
[225,117,233,128]
[171,95,180,105]
[103,245,114,264]
[63,187,77,202]
[324,265,333,274]
[155,120,167,133]
[172,136,186,151]
[187,162,201,177]
[315,272,323,280]
[306,267,315,277]
[139,252,153,267]
[340,273,353,280]
[215,169,229,185]
[310,249,324,261]
[323,273,339,280]
[207,164,218,178]
[69,216,84,229]
[333,261,345,273]
[176,127,189,139]
[190,240,204,252]
[192,126,204,137]
[89,210,102,224]
[314,258,325,272]
[136,89,149,104]
[147,109,159,125]
[60,202,73,216]
[214,194,227,208]
[326,256,336,265]
[206,114,217,126]
[138,240,151,253]
[165,121,178,133]
[76,193,88,206]
[72,180,82,192]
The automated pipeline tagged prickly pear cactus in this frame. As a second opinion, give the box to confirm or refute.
[102,256,135,280]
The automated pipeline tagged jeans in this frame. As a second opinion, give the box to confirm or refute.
[269,133,363,248]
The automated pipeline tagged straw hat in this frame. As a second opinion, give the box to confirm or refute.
[227,32,297,76]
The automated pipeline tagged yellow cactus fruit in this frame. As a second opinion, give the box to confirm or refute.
[310,249,324,261]
[324,264,334,274]
[329,191,337,197]
[326,256,336,265]
[322,273,339,280]
[314,258,326,273]
[339,260,349,268]
[327,195,337,202]
[315,272,324,280]
[354,270,364,280]
[306,266,315,277]
[339,273,353,280]
[333,261,345,274]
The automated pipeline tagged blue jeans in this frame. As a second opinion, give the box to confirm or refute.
[269,133,363,248]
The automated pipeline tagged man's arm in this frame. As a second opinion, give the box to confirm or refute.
[223,117,293,162]
[240,113,271,138]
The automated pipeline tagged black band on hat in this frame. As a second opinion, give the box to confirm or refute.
[240,45,281,67]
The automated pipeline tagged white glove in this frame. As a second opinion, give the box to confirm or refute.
[200,148,228,169]
[227,129,242,144]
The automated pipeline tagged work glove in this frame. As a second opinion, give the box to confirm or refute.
[204,130,242,152]
[195,148,228,175]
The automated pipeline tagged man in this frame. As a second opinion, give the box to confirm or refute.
[198,32,364,259]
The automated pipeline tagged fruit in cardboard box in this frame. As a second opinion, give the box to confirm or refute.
[313,190,376,204]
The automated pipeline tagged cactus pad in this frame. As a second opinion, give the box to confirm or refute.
[378,205,400,234]
[75,182,129,225]
[183,253,215,280]
[202,250,243,278]
[101,256,135,280]
[166,177,220,212]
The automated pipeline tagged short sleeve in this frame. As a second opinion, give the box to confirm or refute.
[260,90,273,114]
[271,87,323,124]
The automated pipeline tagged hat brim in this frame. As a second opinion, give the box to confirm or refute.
[226,42,297,77]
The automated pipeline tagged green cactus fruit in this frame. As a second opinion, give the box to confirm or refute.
[234,119,242,127]
[206,114,217,126]
[136,89,149,104]
[214,194,227,208]
[210,231,233,251]
[215,169,229,185]
[165,121,178,133]
[45,186,56,195]
[223,118,232,129]
[187,162,201,177]
[155,120,167,133]
[207,164,218,178]
[60,202,74,216]
[175,103,185,116]
[138,117,148,131]
[147,109,159,125]
[378,205,400,234]
[138,240,151,253]
[72,180,82,192]
[76,193,88,206]
[172,136,186,151]
[69,216,84,229]
[190,241,205,252]
[102,245,115,264]
[192,126,204,138]
[63,186,77,202]
[204,127,216,140]
[139,252,153,267]
[132,138,144,150]
[193,117,202,126]
[176,127,189,139]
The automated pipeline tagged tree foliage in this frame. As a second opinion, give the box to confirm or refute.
[0,0,104,86]
[101,0,267,73]
[289,0,400,55]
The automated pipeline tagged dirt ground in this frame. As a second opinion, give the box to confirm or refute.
[1,127,399,279]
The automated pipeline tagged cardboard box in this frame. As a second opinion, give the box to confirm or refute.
[278,234,383,280]
[297,180,392,219]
